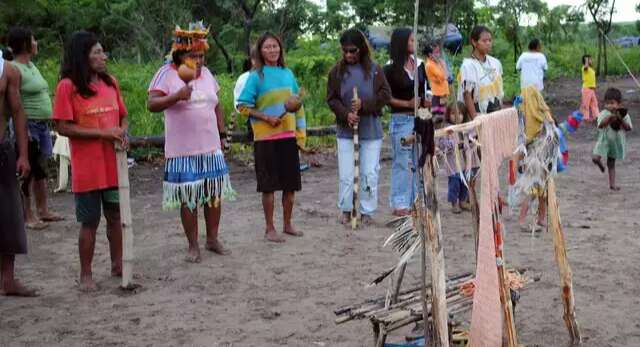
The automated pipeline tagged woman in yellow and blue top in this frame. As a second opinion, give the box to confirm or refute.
[237,32,306,243]
[580,54,599,122]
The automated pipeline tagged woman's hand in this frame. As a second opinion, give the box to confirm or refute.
[347,112,359,128]
[265,117,282,128]
[174,84,193,101]
[351,98,362,112]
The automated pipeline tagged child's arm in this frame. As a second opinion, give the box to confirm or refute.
[598,114,616,129]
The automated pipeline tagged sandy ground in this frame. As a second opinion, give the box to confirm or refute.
[1,77,639,347]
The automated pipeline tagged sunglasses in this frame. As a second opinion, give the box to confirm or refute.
[342,47,359,55]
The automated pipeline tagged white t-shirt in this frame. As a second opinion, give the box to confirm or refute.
[457,55,503,114]
[516,51,547,91]
[233,71,251,111]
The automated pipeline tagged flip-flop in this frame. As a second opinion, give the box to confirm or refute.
[41,214,64,222]
[26,221,49,230]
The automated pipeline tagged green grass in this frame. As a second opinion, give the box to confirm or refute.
[36,40,639,138]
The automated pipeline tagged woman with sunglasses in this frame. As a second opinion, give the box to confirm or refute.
[327,28,391,226]
[384,28,430,217]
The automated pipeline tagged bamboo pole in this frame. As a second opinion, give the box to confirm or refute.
[424,156,450,347]
[352,87,360,230]
[547,177,582,344]
[115,143,135,289]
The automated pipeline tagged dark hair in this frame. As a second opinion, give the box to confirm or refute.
[254,32,285,78]
[604,88,622,103]
[241,47,257,72]
[389,28,413,73]
[582,54,591,65]
[422,44,433,58]
[528,38,541,51]
[171,49,189,66]
[470,25,492,52]
[7,27,33,57]
[337,28,373,80]
[60,31,114,98]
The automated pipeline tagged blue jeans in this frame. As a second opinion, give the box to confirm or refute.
[337,138,382,216]
[389,114,417,210]
[448,174,469,204]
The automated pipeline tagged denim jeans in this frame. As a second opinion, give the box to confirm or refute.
[389,114,417,210]
[337,137,382,216]
[447,173,469,204]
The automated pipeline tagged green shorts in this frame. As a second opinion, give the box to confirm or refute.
[75,188,119,224]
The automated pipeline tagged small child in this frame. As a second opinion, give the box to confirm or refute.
[438,102,471,213]
[580,54,599,122]
[591,88,632,190]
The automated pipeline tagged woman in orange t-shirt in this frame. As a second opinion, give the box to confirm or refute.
[53,31,128,292]
[424,43,450,116]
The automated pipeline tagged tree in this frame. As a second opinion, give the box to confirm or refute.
[494,0,544,67]
[586,0,617,76]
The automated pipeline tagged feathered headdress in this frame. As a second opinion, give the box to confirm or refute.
[171,20,210,52]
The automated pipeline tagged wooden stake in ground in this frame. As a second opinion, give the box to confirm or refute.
[351,87,360,230]
[115,142,135,289]
[492,208,518,347]
[423,155,450,347]
[547,177,582,344]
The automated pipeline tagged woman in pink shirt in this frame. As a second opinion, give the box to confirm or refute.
[148,23,234,263]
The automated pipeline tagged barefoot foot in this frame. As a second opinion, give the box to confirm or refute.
[40,212,64,222]
[184,247,202,263]
[1,280,39,297]
[265,230,285,243]
[205,239,231,255]
[78,276,98,292]
[283,225,303,237]
[610,185,621,191]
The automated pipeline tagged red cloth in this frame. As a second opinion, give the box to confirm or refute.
[52,78,127,193]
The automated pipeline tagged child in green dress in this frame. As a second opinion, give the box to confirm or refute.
[592,88,632,190]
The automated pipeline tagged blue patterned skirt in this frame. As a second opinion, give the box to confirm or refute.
[163,150,235,210]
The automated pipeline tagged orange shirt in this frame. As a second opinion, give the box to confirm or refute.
[52,78,127,193]
[425,58,449,97]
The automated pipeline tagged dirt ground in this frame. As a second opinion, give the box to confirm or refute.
[2,77,639,347]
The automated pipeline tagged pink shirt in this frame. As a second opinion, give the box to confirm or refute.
[149,64,221,158]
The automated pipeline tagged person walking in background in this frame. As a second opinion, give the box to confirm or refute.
[327,28,391,226]
[580,54,599,122]
[237,32,306,243]
[53,31,128,292]
[7,27,63,230]
[384,28,430,217]
[148,22,234,263]
[516,38,548,92]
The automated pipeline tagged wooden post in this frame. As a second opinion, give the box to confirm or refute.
[424,156,450,347]
[115,143,135,289]
[493,208,518,347]
[351,87,360,230]
[547,177,582,344]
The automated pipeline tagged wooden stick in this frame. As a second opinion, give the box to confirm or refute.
[115,142,134,289]
[351,87,360,230]
[547,177,582,344]
[493,208,518,347]
[424,156,450,347]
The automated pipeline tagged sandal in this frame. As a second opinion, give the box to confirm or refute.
[26,220,49,230]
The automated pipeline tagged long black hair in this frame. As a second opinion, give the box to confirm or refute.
[254,32,286,79]
[7,27,33,59]
[469,25,492,54]
[337,28,373,79]
[60,31,114,98]
[389,28,413,73]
